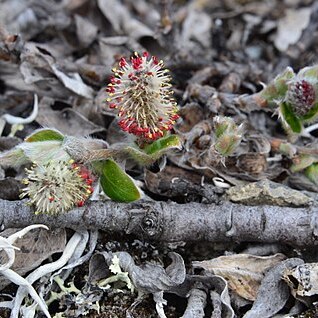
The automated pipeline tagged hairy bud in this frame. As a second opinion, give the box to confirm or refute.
[213,116,244,157]
[286,79,316,116]
[21,160,94,215]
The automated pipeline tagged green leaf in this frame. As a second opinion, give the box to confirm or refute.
[278,142,297,158]
[260,67,295,104]
[120,135,181,165]
[99,159,141,202]
[25,128,64,142]
[213,116,235,138]
[144,135,181,155]
[215,134,241,157]
[290,154,317,173]
[300,102,318,121]
[305,163,318,185]
[0,148,29,168]
[298,65,318,80]
[280,102,302,133]
[19,141,69,164]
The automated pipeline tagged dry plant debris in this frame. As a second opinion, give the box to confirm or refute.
[2,0,318,317]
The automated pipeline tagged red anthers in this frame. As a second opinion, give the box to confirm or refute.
[77,200,85,207]
[287,79,316,116]
[106,52,179,141]
[71,162,95,206]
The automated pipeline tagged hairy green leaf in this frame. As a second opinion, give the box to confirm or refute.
[100,159,141,202]
[300,102,318,121]
[0,148,29,168]
[305,163,318,185]
[298,65,318,80]
[260,67,295,105]
[280,102,302,133]
[290,155,317,173]
[25,128,64,142]
[121,147,154,166]
[19,141,69,164]
[143,135,181,155]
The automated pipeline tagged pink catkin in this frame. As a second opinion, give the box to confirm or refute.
[106,52,179,141]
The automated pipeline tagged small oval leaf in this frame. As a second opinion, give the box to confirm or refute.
[290,154,316,173]
[100,159,141,202]
[300,102,318,121]
[19,141,69,164]
[260,67,295,105]
[280,102,302,133]
[298,65,318,80]
[215,134,241,157]
[305,163,318,185]
[0,148,29,168]
[144,135,181,155]
[25,128,64,142]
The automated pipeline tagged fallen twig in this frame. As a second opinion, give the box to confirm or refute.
[0,199,318,246]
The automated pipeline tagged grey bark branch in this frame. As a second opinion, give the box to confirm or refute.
[1,199,318,246]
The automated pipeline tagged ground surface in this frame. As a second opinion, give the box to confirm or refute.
[1,0,318,317]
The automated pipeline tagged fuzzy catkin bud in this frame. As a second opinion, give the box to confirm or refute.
[105,52,179,141]
[213,116,244,157]
[286,79,316,116]
[21,160,94,215]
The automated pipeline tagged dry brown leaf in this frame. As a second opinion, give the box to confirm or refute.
[243,258,304,318]
[75,14,98,47]
[50,64,94,99]
[97,0,153,40]
[192,253,286,300]
[0,178,23,200]
[283,262,318,297]
[181,8,212,49]
[36,96,105,136]
[274,8,312,52]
